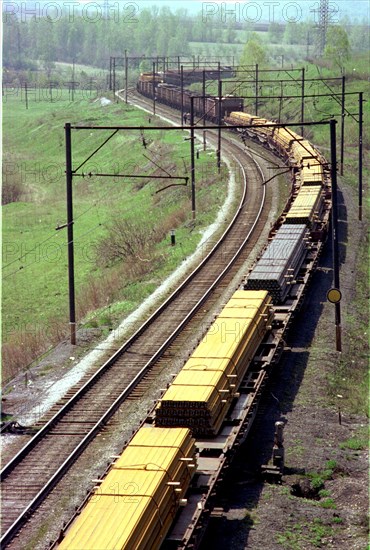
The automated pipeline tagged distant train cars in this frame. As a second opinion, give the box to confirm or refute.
[164,66,235,86]
[137,71,243,121]
[224,111,327,171]
[226,111,330,223]
[225,111,331,303]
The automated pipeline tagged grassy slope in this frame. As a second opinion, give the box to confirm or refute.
[2,91,228,380]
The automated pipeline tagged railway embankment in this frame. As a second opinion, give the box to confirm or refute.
[200,179,368,550]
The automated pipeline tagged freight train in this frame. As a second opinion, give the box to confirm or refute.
[54,88,332,549]
[137,72,243,121]
[164,67,235,86]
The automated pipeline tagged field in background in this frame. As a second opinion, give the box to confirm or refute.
[2,91,229,381]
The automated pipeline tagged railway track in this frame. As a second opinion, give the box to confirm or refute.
[1,93,270,547]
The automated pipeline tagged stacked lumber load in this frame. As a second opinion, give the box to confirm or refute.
[272,127,301,151]
[300,164,324,185]
[291,139,317,164]
[155,291,273,436]
[227,111,256,125]
[250,117,275,138]
[285,186,323,225]
[58,427,196,550]
[244,224,308,303]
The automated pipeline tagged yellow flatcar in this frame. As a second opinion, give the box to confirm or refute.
[291,139,317,164]
[155,291,273,435]
[57,427,196,550]
[300,164,324,185]
[286,186,323,224]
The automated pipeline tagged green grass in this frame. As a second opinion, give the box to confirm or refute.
[339,427,368,451]
[2,92,229,381]
[188,33,310,64]
[306,459,338,491]
[319,498,337,509]
[276,518,337,549]
[285,437,305,462]
[332,517,343,524]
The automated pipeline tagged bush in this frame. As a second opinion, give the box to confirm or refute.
[2,164,25,204]
[96,218,158,267]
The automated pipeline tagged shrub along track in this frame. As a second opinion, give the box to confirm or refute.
[1,94,277,547]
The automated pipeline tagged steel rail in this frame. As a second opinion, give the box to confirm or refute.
[1,120,265,547]
[1,142,245,482]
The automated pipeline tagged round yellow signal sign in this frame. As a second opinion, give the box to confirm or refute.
[327,288,342,304]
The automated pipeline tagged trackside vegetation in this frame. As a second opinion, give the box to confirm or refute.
[2,93,229,382]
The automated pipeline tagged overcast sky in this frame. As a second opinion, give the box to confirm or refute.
[125,0,368,21]
[10,1,370,21]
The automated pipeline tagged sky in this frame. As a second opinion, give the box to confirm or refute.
[137,0,370,21]
[7,1,370,22]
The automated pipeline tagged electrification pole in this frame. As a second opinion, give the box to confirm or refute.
[330,119,342,352]
[112,57,116,97]
[65,123,76,345]
[340,75,345,175]
[190,97,196,219]
[125,49,128,104]
[301,67,305,136]
[152,62,156,115]
[217,79,222,173]
[203,69,206,150]
[181,65,184,127]
[358,92,363,220]
[255,63,259,115]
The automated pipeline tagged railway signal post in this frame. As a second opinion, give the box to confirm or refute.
[330,119,342,352]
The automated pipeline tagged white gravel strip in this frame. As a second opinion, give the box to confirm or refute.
[14,97,238,427]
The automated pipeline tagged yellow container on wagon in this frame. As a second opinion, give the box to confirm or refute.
[286,186,323,224]
[155,291,273,435]
[291,139,317,163]
[273,127,299,150]
[161,370,231,402]
[129,425,194,450]
[228,111,257,125]
[57,427,196,550]
[300,164,324,185]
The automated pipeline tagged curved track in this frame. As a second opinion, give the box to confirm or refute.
[1,92,270,547]
[45,92,333,550]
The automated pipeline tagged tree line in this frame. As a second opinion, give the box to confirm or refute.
[4,6,367,72]
[4,7,220,71]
